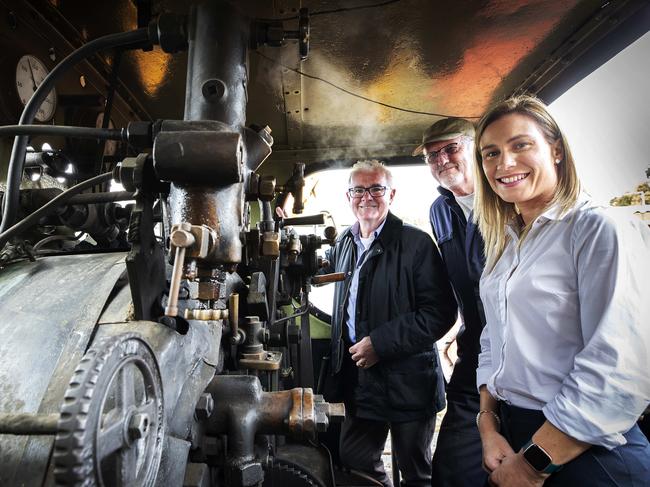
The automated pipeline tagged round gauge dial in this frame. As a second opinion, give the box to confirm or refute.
[15,54,57,122]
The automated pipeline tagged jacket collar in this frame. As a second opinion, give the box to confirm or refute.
[438,186,455,200]
[374,211,402,247]
[437,185,467,221]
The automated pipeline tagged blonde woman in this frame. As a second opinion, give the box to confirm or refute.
[473,95,650,486]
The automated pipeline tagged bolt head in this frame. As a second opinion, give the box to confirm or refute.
[259,176,276,199]
[195,393,214,420]
[229,462,263,487]
[128,413,150,440]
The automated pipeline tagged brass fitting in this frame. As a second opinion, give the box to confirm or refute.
[261,231,280,257]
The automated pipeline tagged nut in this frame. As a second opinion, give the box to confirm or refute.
[127,413,150,440]
[195,392,214,420]
[229,462,263,487]
[126,121,153,150]
[261,231,280,257]
[114,154,147,192]
[258,176,276,200]
[198,281,220,300]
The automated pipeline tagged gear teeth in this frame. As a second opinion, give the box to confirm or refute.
[263,459,316,487]
[52,333,164,487]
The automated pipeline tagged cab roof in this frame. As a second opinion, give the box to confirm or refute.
[50,0,649,168]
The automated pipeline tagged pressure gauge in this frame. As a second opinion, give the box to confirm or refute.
[15,54,57,122]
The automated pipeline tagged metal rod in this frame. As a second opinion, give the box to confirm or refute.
[0,125,125,140]
[0,413,59,435]
[283,214,326,226]
[165,246,187,317]
[67,191,135,204]
[298,289,314,388]
[165,224,196,317]
[272,306,310,326]
[229,292,240,340]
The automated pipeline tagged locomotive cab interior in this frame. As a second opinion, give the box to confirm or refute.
[0,1,648,486]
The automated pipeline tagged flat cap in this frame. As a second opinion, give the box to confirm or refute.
[412,118,475,156]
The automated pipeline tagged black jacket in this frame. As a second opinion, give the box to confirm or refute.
[323,211,457,421]
[429,187,486,398]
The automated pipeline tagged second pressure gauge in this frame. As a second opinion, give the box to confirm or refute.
[15,54,57,122]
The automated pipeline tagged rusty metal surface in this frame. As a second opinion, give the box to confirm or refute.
[0,251,127,486]
[168,183,245,263]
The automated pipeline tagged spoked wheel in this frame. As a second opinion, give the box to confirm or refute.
[53,333,164,487]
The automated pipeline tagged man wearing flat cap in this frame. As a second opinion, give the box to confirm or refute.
[414,119,487,487]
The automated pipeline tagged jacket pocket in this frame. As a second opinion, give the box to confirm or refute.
[386,370,436,411]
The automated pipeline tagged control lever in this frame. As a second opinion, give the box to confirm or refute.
[311,272,345,286]
[229,293,245,344]
[283,213,325,226]
[165,223,195,317]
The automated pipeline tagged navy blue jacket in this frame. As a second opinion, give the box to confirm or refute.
[324,211,457,421]
[429,187,486,398]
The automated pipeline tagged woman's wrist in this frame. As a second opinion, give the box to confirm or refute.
[477,409,501,439]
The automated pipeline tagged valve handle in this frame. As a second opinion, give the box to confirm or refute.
[165,224,195,317]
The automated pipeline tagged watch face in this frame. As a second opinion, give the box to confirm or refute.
[523,443,552,471]
[15,54,57,122]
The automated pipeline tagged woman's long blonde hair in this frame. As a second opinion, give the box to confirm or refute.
[473,95,581,271]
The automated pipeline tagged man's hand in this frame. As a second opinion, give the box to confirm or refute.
[488,452,548,487]
[349,336,379,369]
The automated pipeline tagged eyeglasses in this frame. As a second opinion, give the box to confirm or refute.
[347,185,388,198]
[423,140,465,164]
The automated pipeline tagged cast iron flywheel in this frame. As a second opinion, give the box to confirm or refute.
[53,333,164,487]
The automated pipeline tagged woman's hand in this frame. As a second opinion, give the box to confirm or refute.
[481,429,515,473]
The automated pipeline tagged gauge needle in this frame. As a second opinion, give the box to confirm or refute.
[27,59,38,92]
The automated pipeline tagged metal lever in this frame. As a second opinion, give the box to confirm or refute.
[229,293,245,344]
[311,272,346,286]
[165,223,195,317]
[283,213,325,226]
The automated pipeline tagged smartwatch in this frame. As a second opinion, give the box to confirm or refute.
[522,440,562,474]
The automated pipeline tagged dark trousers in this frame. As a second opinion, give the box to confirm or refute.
[431,392,487,487]
[340,414,436,487]
[498,403,650,486]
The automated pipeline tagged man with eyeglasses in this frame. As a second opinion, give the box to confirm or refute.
[321,160,456,487]
[413,118,487,487]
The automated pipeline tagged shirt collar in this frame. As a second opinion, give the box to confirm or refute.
[537,192,591,222]
[350,218,387,242]
[506,193,592,236]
